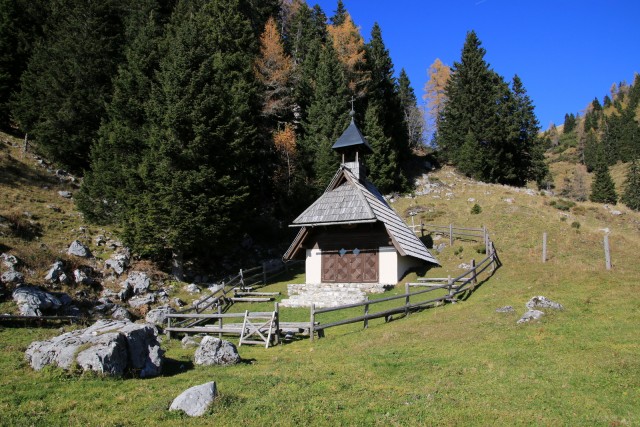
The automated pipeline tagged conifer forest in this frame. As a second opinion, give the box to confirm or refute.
[1,0,639,273]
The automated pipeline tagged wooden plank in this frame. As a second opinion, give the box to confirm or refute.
[229,297,273,302]
[165,326,244,334]
[234,292,280,296]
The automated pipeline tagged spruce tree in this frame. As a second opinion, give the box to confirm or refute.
[128,0,264,267]
[563,113,576,133]
[330,0,347,26]
[621,160,640,211]
[77,1,169,224]
[590,157,618,204]
[438,31,501,166]
[438,32,544,186]
[12,0,129,171]
[364,23,409,188]
[300,40,349,194]
[364,102,397,192]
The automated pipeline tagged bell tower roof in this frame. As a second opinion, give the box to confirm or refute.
[331,117,373,154]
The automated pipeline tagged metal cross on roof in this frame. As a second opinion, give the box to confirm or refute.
[349,96,355,116]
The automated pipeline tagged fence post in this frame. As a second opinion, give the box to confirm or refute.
[471,259,477,286]
[542,232,547,263]
[420,221,425,237]
[447,275,453,299]
[405,282,410,316]
[310,304,316,342]
[604,234,611,270]
[262,262,267,285]
[364,303,369,329]
[217,305,223,339]
[239,269,244,289]
[482,225,487,245]
[449,224,454,247]
[485,231,490,256]
[274,302,280,345]
[166,316,171,340]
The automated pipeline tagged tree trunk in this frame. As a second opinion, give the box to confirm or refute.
[172,250,184,281]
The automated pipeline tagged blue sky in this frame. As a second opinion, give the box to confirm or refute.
[310,0,640,130]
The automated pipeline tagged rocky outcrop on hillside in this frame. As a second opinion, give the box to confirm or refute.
[25,319,164,377]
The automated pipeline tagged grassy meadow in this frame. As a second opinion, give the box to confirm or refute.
[1,134,639,425]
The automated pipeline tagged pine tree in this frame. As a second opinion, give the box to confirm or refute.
[364,23,409,188]
[300,41,349,194]
[438,31,544,186]
[128,0,264,267]
[364,101,397,193]
[330,0,347,26]
[563,113,576,133]
[589,156,618,204]
[12,0,129,171]
[398,69,425,150]
[77,0,169,224]
[438,31,500,164]
[621,160,640,211]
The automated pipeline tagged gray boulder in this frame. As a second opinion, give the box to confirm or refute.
[73,268,93,285]
[25,319,163,377]
[13,286,63,316]
[104,248,130,275]
[169,382,218,417]
[67,240,92,258]
[1,253,20,269]
[128,293,156,309]
[58,190,73,199]
[184,283,200,294]
[194,336,240,366]
[2,269,24,285]
[45,260,69,285]
[525,296,563,311]
[145,305,176,326]
[517,309,544,324]
[181,335,199,349]
[124,271,151,295]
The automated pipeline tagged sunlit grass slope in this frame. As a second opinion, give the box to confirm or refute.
[1,145,639,425]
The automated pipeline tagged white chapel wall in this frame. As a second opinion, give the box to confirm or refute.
[305,248,322,284]
[378,246,398,283]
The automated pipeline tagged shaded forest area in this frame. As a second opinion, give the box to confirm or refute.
[0,0,427,274]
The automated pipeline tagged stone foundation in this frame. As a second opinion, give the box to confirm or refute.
[280,283,392,308]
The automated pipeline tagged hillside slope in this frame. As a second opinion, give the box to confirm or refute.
[1,135,639,425]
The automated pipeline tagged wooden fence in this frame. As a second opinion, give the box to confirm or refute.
[180,259,302,315]
[308,225,500,340]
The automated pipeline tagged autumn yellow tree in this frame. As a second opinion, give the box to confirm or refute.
[273,123,298,195]
[423,58,451,133]
[327,13,369,99]
[255,16,294,123]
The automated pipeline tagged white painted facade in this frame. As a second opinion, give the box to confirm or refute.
[305,248,322,284]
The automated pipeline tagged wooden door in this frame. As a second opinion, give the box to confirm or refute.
[321,250,378,283]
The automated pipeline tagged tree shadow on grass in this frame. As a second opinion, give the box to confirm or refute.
[162,358,194,377]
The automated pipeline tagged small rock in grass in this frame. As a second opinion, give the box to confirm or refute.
[525,296,563,311]
[169,382,218,417]
[517,309,544,324]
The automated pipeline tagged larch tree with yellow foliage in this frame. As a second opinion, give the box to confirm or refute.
[254,16,294,125]
[327,13,370,100]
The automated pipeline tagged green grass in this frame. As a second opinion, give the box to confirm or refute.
[2,138,640,425]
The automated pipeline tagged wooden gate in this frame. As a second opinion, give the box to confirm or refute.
[321,250,378,283]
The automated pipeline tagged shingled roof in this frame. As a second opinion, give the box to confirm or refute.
[288,167,439,265]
